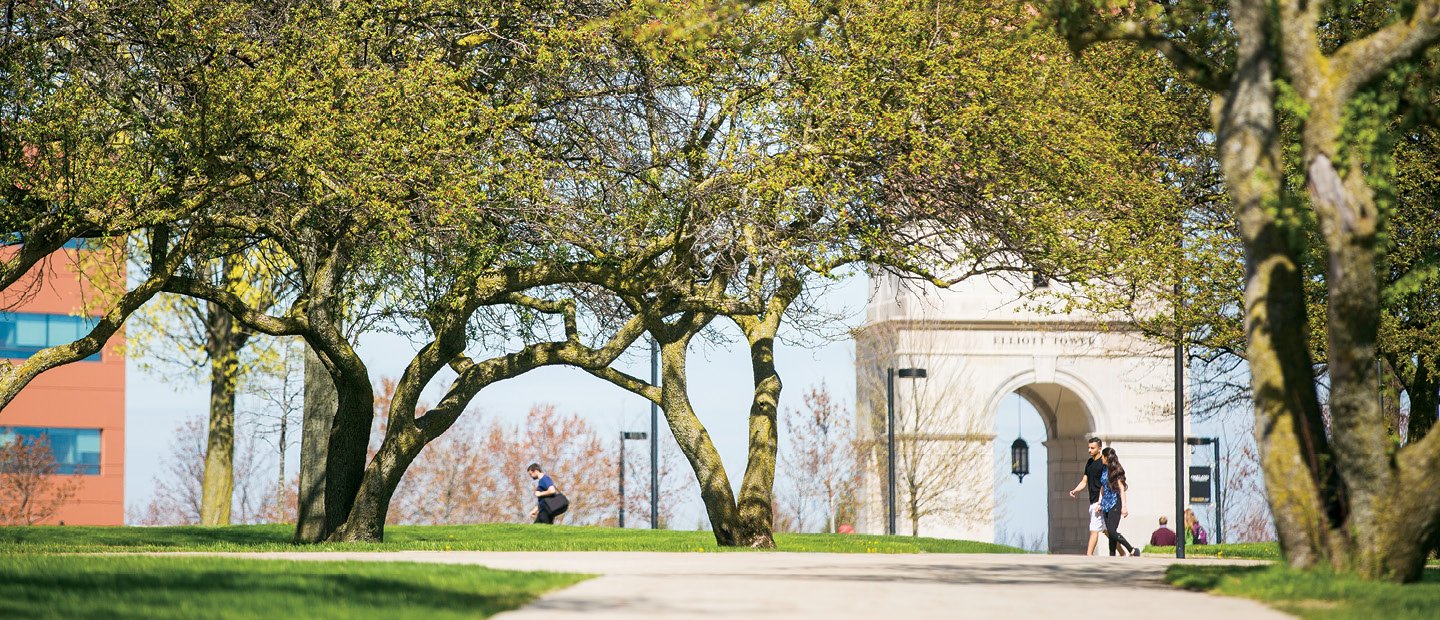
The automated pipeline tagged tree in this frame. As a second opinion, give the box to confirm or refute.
[0,435,83,525]
[386,404,621,526]
[855,324,994,537]
[130,249,288,526]
[1049,0,1440,581]
[239,337,305,524]
[132,414,273,526]
[1,0,299,406]
[566,0,1208,547]
[147,1,690,544]
[778,383,861,533]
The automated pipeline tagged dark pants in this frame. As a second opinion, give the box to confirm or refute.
[1104,508,1136,556]
[534,508,555,524]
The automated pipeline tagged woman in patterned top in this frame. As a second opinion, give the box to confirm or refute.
[1100,447,1138,557]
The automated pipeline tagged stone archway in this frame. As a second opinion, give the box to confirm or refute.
[1009,382,1096,554]
[855,273,1181,553]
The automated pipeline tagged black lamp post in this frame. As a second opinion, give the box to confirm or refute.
[650,337,659,529]
[887,367,926,535]
[618,430,647,528]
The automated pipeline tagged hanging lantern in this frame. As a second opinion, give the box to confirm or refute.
[1011,394,1030,483]
[1011,437,1030,483]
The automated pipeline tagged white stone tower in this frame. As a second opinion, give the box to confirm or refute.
[854,271,1183,553]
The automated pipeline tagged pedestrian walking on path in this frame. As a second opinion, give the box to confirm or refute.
[528,463,569,524]
[1067,437,1106,556]
[1100,447,1138,557]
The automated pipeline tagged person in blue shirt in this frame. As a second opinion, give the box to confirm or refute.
[527,463,567,524]
[1099,447,1138,556]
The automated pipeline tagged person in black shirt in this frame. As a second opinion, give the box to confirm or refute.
[1067,437,1106,556]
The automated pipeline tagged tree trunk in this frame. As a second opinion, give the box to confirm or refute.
[199,302,239,526]
[295,344,335,542]
[658,325,746,546]
[276,405,288,522]
[331,426,424,542]
[734,318,780,549]
[1408,361,1438,443]
[1311,163,1393,577]
[322,372,376,538]
[1222,0,1344,571]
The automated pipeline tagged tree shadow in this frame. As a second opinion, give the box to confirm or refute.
[0,557,575,619]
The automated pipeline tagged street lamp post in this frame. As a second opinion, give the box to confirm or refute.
[1186,436,1223,545]
[619,431,648,528]
[650,337,660,529]
[1174,334,1185,560]
[1174,214,1187,560]
[887,367,926,536]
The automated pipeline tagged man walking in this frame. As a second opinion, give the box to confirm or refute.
[1067,437,1105,555]
[527,463,568,524]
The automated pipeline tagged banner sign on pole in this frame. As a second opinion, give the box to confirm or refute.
[1189,466,1212,504]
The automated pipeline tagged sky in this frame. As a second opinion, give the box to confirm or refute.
[121,269,1235,548]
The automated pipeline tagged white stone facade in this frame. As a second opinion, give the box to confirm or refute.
[855,272,1184,554]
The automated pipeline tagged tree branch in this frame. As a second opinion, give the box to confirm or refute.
[1332,2,1440,102]
[163,275,309,337]
[0,231,200,408]
[1058,14,1229,92]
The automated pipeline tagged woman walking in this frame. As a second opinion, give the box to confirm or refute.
[1100,447,1138,557]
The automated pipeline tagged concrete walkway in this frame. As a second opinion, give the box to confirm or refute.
[197,551,1292,619]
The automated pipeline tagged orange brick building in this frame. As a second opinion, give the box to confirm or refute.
[1,241,125,524]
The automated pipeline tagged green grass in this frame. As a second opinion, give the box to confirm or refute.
[0,523,1023,555]
[0,555,588,620]
[1147,542,1439,566]
[1166,564,1440,620]
[1145,542,1282,560]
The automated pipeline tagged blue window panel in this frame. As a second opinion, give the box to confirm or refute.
[0,313,102,361]
[0,427,102,475]
[1,235,92,250]
[15,314,47,348]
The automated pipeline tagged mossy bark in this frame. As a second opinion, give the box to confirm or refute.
[656,317,747,546]
[199,301,240,527]
[295,344,335,542]
[332,302,648,542]
[1223,1,1342,572]
[734,321,780,548]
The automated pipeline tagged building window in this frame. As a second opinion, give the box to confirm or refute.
[1032,272,1050,289]
[0,427,102,475]
[1,235,94,250]
[0,313,102,361]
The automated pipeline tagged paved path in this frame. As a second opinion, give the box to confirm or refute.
[199,551,1289,619]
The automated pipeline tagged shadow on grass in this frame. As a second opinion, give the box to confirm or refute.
[1165,564,1270,590]
[0,556,582,620]
[0,524,294,550]
[0,523,1024,554]
[1165,563,1440,620]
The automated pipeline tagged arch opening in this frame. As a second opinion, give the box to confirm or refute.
[993,382,1097,554]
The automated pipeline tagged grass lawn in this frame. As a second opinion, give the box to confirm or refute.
[0,523,1023,555]
[1146,542,1440,566]
[1144,542,1282,561]
[0,555,587,620]
[1166,564,1440,620]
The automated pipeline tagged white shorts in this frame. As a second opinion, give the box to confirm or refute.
[1088,502,1105,532]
